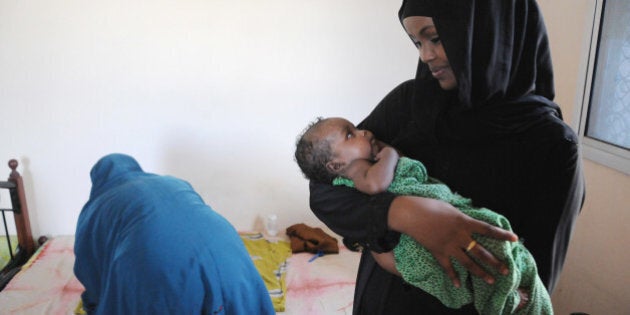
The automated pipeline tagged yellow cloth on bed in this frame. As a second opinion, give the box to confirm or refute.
[75,300,86,315]
[240,233,291,312]
[0,235,19,269]
[74,234,290,314]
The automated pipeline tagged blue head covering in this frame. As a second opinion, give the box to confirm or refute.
[89,153,144,199]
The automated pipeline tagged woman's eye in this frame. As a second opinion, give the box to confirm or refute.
[431,37,440,44]
[346,132,353,139]
[408,34,421,48]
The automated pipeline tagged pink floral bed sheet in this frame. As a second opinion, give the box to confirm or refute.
[284,246,360,314]
[0,235,361,315]
[0,236,83,315]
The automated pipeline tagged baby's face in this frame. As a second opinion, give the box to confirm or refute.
[319,118,379,168]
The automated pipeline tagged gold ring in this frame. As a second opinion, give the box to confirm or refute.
[465,240,477,252]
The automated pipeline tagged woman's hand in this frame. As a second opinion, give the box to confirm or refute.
[388,196,518,287]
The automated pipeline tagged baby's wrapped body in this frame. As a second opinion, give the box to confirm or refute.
[334,157,552,315]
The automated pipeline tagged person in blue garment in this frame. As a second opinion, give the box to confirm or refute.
[74,153,274,315]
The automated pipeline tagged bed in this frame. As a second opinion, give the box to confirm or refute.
[0,159,360,314]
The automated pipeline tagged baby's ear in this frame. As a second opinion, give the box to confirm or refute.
[326,161,344,173]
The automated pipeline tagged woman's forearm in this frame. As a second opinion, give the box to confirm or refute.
[387,195,450,231]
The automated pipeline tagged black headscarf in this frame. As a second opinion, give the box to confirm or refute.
[397,0,561,143]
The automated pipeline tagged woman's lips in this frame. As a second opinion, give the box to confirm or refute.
[431,66,448,78]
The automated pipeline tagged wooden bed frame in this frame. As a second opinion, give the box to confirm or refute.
[0,159,36,290]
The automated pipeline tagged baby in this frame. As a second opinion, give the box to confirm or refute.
[295,117,553,314]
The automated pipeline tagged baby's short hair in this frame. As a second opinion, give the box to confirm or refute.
[294,117,338,183]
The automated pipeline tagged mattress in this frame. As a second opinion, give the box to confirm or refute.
[0,234,360,315]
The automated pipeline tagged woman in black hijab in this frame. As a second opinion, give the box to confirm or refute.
[308,0,584,313]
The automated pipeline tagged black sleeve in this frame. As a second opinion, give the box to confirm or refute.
[309,181,398,252]
[308,80,416,253]
[522,113,585,291]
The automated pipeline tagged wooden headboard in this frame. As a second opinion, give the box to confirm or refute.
[0,159,36,289]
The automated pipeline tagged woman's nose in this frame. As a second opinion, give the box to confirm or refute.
[419,46,436,62]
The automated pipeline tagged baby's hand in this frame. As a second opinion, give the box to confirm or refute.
[375,146,399,162]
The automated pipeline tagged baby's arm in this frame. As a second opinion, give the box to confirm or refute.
[346,146,399,194]
[371,251,401,277]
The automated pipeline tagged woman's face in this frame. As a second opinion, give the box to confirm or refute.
[403,16,457,90]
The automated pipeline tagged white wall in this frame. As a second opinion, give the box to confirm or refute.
[0,0,417,237]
